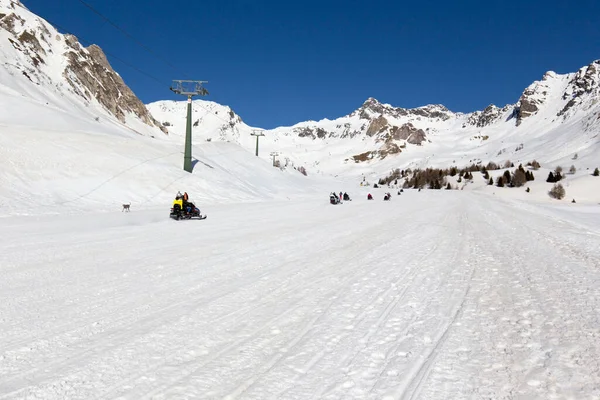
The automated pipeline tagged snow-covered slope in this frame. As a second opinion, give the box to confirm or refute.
[2,191,600,399]
[0,106,326,215]
[148,61,600,180]
[147,99,253,144]
[0,0,166,137]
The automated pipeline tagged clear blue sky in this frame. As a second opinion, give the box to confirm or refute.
[23,0,600,129]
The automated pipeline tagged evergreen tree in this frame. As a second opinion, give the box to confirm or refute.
[512,169,527,187]
[555,171,563,181]
[503,170,512,186]
[525,170,535,181]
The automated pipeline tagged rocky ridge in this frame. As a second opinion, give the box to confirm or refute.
[0,0,167,135]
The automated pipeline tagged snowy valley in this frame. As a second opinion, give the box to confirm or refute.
[1,0,600,399]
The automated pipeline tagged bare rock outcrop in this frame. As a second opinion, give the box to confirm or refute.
[558,60,600,118]
[63,37,167,133]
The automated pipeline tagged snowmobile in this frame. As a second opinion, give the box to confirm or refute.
[170,198,207,220]
[330,193,341,205]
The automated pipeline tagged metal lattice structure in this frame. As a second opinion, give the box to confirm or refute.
[170,80,209,97]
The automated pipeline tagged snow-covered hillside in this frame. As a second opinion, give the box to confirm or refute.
[0,0,333,216]
[0,0,166,137]
[0,99,326,215]
[148,61,600,183]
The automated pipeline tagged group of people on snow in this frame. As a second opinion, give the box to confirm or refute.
[330,191,351,204]
[366,189,402,200]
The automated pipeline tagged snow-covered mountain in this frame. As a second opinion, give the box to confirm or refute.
[148,60,600,177]
[0,0,166,137]
[1,0,599,212]
[0,0,331,214]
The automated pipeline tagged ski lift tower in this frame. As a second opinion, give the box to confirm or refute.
[170,80,209,173]
[251,129,265,157]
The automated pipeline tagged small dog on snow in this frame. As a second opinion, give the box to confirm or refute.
[122,203,131,212]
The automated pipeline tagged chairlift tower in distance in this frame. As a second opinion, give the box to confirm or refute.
[270,151,279,166]
[170,80,209,173]
[251,129,265,157]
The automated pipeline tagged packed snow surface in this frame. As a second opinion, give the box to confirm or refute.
[1,191,599,399]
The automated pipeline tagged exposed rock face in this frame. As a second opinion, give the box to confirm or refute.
[467,104,508,127]
[558,60,600,117]
[354,97,453,121]
[287,97,435,163]
[362,110,427,146]
[366,115,388,136]
[410,104,452,120]
[293,126,329,139]
[516,87,541,126]
[389,123,426,145]
[359,97,387,116]
[63,37,167,133]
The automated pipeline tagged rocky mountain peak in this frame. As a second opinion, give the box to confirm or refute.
[557,60,600,118]
[515,72,557,126]
[409,104,453,120]
[0,0,167,135]
[467,104,513,128]
[355,97,389,118]
[353,97,453,122]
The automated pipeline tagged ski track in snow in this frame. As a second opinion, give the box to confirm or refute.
[1,192,599,399]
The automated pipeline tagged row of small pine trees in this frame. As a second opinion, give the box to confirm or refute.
[488,164,534,187]
[379,161,599,192]
[400,160,522,190]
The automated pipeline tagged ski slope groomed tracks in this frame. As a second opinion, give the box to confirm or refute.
[1,191,599,400]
